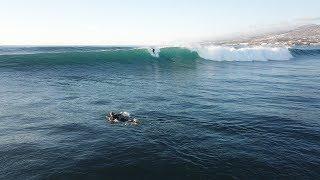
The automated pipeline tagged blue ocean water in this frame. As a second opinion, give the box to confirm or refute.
[0,46,319,179]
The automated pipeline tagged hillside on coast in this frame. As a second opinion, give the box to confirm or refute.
[204,24,320,46]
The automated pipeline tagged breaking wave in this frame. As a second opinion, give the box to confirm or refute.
[0,45,319,66]
[189,46,293,61]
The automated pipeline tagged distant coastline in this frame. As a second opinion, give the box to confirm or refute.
[202,24,320,47]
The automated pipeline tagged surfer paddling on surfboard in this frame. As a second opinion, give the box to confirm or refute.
[107,112,139,125]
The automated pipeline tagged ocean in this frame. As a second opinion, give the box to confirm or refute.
[0,46,319,179]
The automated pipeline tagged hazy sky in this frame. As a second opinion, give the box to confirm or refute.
[0,0,319,45]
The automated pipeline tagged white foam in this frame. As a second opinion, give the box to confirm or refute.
[120,112,130,117]
[188,45,293,61]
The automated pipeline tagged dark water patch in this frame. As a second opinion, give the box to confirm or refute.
[178,93,203,99]
[142,96,168,102]
[244,114,320,143]
[0,142,82,179]
[61,75,87,82]
[277,95,320,103]
[90,99,111,105]
[171,100,200,109]
[61,95,80,101]
[43,123,98,137]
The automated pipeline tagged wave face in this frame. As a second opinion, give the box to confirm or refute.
[0,46,319,66]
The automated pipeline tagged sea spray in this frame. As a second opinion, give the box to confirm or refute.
[187,45,293,61]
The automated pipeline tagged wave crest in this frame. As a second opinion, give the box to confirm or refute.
[188,46,293,61]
